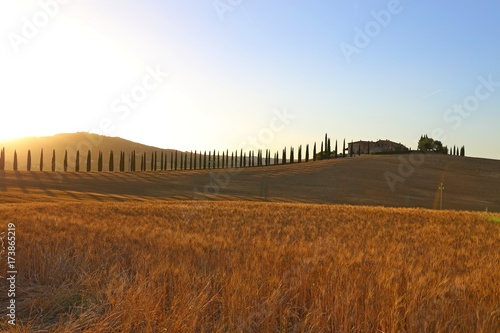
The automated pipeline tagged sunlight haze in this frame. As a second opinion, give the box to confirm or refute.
[1,0,499,158]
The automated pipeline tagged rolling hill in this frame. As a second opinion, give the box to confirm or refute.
[0,146,498,211]
[0,132,180,172]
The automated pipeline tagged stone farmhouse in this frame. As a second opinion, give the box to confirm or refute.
[347,140,408,156]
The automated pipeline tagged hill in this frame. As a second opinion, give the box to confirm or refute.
[0,153,498,212]
[0,132,180,172]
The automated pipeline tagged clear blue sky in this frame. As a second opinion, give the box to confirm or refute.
[1,0,499,159]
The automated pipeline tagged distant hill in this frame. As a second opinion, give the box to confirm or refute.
[0,132,181,172]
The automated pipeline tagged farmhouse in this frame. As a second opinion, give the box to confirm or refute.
[347,140,408,156]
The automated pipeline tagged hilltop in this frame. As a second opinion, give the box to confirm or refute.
[0,132,179,171]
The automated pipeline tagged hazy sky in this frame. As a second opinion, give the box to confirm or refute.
[1,1,499,159]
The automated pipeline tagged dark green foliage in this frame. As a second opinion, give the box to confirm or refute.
[154,152,157,171]
[109,151,114,172]
[64,150,68,172]
[320,142,323,160]
[151,152,154,171]
[119,151,124,172]
[298,145,302,163]
[40,148,44,171]
[98,151,103,172]
[52,149,56,172]
[282,147,286,165]
[305,144,309,162]
[160,152,164,171]
[226,149,229,169]
[76,151,80,172]
[460,146,465,157]
[27,150,32,171]
[350,140,353,157]
[170,152,174,170]
[0,147,5,171]
[418,135,447,154]
[313,142,316,161]
[184,152,188,170]
[190,151,193,170]
[204,151,207,169]
[13,150,18,171]
[343,139,346,158]
[193,151,197,170]
[175,151,178,170]
[290,147,294,164]
[87,150,92,172]
[335,140,338,159]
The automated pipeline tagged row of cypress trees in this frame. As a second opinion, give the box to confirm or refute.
[0,134,371,172]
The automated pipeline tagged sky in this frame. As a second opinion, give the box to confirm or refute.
[1,0,499,159]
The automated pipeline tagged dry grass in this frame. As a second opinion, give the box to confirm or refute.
[0,201,499,332]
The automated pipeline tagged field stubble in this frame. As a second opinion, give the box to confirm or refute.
[0,201,499,332]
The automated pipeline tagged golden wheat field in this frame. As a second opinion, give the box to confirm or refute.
[0,201,499,332]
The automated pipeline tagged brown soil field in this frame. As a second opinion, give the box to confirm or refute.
[0,154,499,211]
[0,201,499,332]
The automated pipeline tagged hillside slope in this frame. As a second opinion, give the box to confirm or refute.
[0,132,180,171]
[0,154,498,211]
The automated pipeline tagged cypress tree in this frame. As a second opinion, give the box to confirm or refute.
[13,150,18,171]
[52,149,56,172]
[180,153,183,170]
[226,149,229,169]
[343,139,346,158]
[141,154,145,172]
[320,142,323,160]
[367,141,370,155]
[243,152,246,167]
[76,151,80,172]
[119,151,123,172]
[298,145,302,163]
[327,138,331,159]
[335,140,338,159]
[305,144,309,162]
[208,151,212,169]
[151,152,154,171]
[0,147,4,171]
[216,150,220,169]
[87,150,92,172]
[204,151,207,169]
[175,151,178,170]
[194,151,197,170]
[109,151,114,172]
[160,152,164,171]
[313,142,316,161]
[190,151,193,170]
[240,149,243,167]
[40,148,44,171]
[222,151,225,169]
[358,141,361,156]
[184,152,188,170]
[27,150,32,171]
[290,147,294,164]
[170,152,174,170]
[350,140,353,157]
[282,147,286,165]
[231,152,234,168]
[154,151,158,171]
[64,150,68,172]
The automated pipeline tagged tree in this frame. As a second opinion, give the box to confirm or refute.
[282,147,286,165]
[27,150,32,171]
[76,151,80,172]
[64,150,68,172]
[320,142,323,160]
[86,150,92,172]
[0,147,5,171]
[460,146,465,157]
[313,142,316,161]
[119,151,124,172]
[350,140,353,157]
[13,150,18,171]
[334,140,338,159]
[52,149,56,172]
[343,139,346,158]
[97,151,102,172]
[184,152,188,170]
[175,151,178,170]
[154,152,158,171]
[109,151,114,172]
[418,135,447,154]
[190,151,193,170]
[40,148,44,171]
[327,137,331,159]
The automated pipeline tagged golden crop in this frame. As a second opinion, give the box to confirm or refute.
[0,201,498,332]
